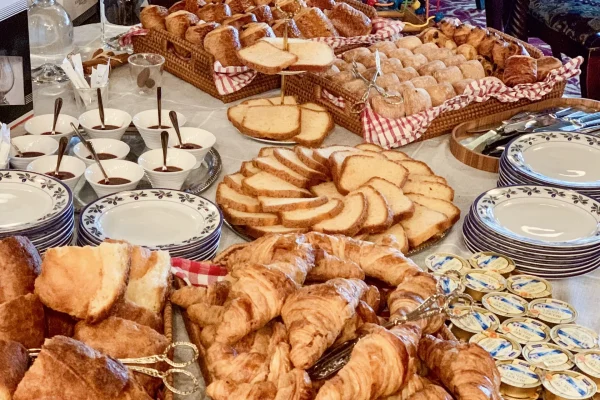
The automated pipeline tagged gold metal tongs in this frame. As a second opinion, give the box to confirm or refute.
[307,292,475,380]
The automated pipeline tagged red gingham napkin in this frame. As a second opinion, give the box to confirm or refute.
[119,26,148,47]
[213,61,257,95]
[313,18,404,50]
[171,257,228,287]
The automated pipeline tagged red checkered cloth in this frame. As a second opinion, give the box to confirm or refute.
[119,26,148,47]
[213,61,257,95]
[313,18,404,50]
[171,257,228,287]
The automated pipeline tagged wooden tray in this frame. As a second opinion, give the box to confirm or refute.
[163,300,174,400]
[450,97,600,173]
[285,29,565,143]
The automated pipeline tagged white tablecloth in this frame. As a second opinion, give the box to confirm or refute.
[23,24,600,400]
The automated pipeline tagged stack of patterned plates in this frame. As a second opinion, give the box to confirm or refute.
[77,189,222,260]
[498,131,600,201]
[463,185,600,279]
[0,170,74,254]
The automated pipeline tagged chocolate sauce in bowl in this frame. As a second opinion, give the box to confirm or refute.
[175,143,202,150]
[153,166,183,172]
[86,153,117,160]
[97,177,131,185]
[41,131,63,135]
[148,125,171,129]
[15,152,45,158]
[46,171,75,180]
[91,124,121,130]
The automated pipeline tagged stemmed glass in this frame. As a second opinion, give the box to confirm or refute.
[0,56,14,105]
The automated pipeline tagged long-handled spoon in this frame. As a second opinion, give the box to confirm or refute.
[50,98,63,135]
[169,111,184,148]
[71,122,89,148]
[70,122,110,184]
[160,130,168,172]
[157,87,162,129]
[97,88,106,130]
[10,140,23,157]
[53,136,69,177]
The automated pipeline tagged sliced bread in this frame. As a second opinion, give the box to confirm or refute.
[355,143,384,152]
[223,207,280,226]
[352,186,393,234]
[242,171,312,198]
[408,174,448,185]
[237,40,298,74]
[293,108,334,148]
[241,161,261,177]
[273,148,328,181]
[399,160,434,176]
[253,156,309,188]
[329,150,385,182]
[337,155,409,194]
[245,225,308,238]
[402,180,454,202]
[240,105,301,140]
[313,145,359,164]
[258,147,284,157]
[313,192,367,237]
[365,177,415,222]
[294,146,330,176]
[399,203,448,247]
[268,96,297,105]
[300,103,328,112]
[367,224,409,254]
[216,183,261,213]
[227,104,248,130]
[382,150,412,162]
[309,181,344,200]
[223,173,245,193]
[241,98,273,106]
[261,38,335,72]
[406,193,460,230]
[258,196,328,212]
[280,198,343,228]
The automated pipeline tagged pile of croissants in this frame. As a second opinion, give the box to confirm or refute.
[171,232,502,400]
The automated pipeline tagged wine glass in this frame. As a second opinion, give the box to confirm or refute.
[0,56,14,105]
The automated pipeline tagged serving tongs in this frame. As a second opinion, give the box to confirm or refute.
[28,342,201,396]
[307,292,474,380]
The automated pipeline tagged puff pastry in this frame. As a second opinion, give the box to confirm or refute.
[536,56,562,80]
[503,55,537,86]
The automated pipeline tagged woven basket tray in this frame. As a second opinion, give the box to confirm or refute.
[285,29,566,142]
[162,300,174,400]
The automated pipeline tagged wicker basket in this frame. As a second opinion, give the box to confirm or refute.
[285,28,566,143]
[331,0,379,55]
[163,301,174,400]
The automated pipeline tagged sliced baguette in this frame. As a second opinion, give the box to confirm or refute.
[237,40,298,74]
[273,148,328,181]
[399,160,434,176]
[406,193,460,230]
[313,192,367,237]
[408,174,448,185]
[337,155,409,194]
[241,161,261,177]
[258,196,328,212]
[217,183,261,213]
[223,207,280,226]
[223,173,245,193]
[352,186,393,234]
[242,171,312,198]
[280,198,343,228]
[300,102,328,112]
[355,143,384,152]
[268,96,297,105]
[261,38,335,72]
[240,105,301,140]
[399,203,448,247]
[309,181,344,200]
[294,146,330,175]
[402,180,455,202]
[382,150,412,162]
[367,224,409,254]
[253,156,309,188]
[245,225,308,238]
[241,98,273,106]
[313,145,359,164]
[227,104,248,130]
[365,177,414,222]
[293,108,334,148]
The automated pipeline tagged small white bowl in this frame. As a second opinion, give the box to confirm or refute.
[24,114,79,143]
[167,127,216,166]
[132,109,187,150]
[79,108,132,140]
[26,155,86,190]
[138,148,196,190]
[9,135,59,170]
[73,138,131,167]
[85,159,144,197]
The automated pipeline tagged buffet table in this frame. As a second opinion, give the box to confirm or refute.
[21,24,600,399]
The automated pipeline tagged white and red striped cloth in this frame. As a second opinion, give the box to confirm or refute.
[313,18,404,50]
[171,257,228,287]
[321,56,583,149]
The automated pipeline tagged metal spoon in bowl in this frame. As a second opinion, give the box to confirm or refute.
[160,130,169,172]
[70,122,110,184]
[157,86,162,129]
[50,97,63,135]
[97,88,106,130]
[53,136,69,177]
[10,140,23,157]
[169,110,184,148]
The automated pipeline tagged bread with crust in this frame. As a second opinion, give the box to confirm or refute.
[0,236,41,303]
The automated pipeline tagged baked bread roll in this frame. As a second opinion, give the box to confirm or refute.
[507,41,529,58]
[342,79,368,96]
[0,293,45,348]
[418,60,446,76]
[0,339,28,399]
[453,78,475,94]
[478,32,502,58]
[380,58,403,73]
[307,0,335,10]
[196,3,232,22]
[223,13,257,29]
[387,47,412,60]
[458,59,485,80]
[370,41,398,56]
[0,236,41,304]
[276,0,307,14]
[370,91,405,119]
[140,5,168,30]
[185,22,219,47]
[394,36,422,50]
[400,53,428,69]
[165,10,200,57]
[168,0,187,13]
[442,54,467,67]
[322,64,341,78]
[425,82,456,106]
[439,17,461,38]
[330,70,355,85]
[342,47,371,63]
[225,0,254,14]
[453,23,474,45]
[204,25,243,66]
[433,66,463,84]
[536,56,562,80]
[328,2,372,37]
[270,19,303,38]
[240,22,275,46]
[376,73,400,90]
[357,52,388,69]
[403,88,432,115]
[466,26,487,47]
[394,67,419,82]
[248,4,273,22]
[294,7,339,38]
[45,308,77,338]
[111,299,164,334]
[456,43,477,60]
[413,43,438,56]
[388,80,415,93]
[503,55,537,86]
[411,75,437,88]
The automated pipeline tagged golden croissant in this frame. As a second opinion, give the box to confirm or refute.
[206,380,278,400]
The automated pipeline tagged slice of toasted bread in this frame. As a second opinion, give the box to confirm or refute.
[337,155,409,194]
[399,203,448,248]
[241,98,273,106]
[253,156,309,188]
[294,146,329,175]
[238,40,298,74]
[382,150,412,162]
[258,196,328,212]
[242,171,312,198]
[223,207,280,226]
[367,224,409,254]
[268,96,297,105]
[273,148,328,181]
[313,145,359,164]
[240,105,301,140]
[313,192,367,237]
[399,160,434,176]
[227,104,248,130]
[223,173,245,193]
[366,177,415,222]
[241,161,261,177]
[309,181,344,200]
[408,174,448,185]
[329,150,385,182]
[355,143,384,152]
[293,108,334,148]
[261,38,335,72]
[245,225,308,238]
[280,198,343,228]
[406,193,460,230]
[300,103,328,112]
[258,147,285,158]
[403,180,454,202]
[217,182,261,212]
[352,186,393,234]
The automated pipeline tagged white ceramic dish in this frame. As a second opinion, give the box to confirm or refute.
[167,127,216,166]
[73,138,130,167]
[26,155,86,190]
[137,148,196,190]
[78,108,132,140]
[84,160,144,197]
[9,135,59,170]
[24,114,79,143]
[132,109,187,149]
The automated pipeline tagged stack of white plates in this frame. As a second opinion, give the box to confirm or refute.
[498,131,600,201]
[0,170,74,253]
[77,189,222,260]
[463,185,600,279]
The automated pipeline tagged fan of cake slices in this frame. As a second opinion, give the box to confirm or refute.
[216,143,460,252]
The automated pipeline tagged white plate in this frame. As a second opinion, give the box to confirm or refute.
[234,127,295,146]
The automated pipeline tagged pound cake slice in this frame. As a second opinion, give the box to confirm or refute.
[273,148,328,181]
[310,181,344,200]
[367,224,410,254]
[355,143,383,152]
[280,199,343,228]
[223,173,245,193]
[253,156,309,188]
[223,207,280,226]
[366,177,415,222]
[399,204,448,248]
[217,183,261,213]
[258,196,328,212]
[242,172,312,198]
[352,186,393,234]
[402,180,455,202]
[245,225,309,238]
[313,192,367,237]
[406,193,460,230]
[238,40,298,74]
[240,105,301,140]
[337,155,409,194]
[294,146,330,175]
[292,108,334,148]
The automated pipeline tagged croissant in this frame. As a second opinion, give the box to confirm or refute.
[206,342,270,383]
[407,385,453,400]
[274,369,314,400]
[381,374,429,399]
[306,249,365,281]
[418,335,502,400]
[207,380,278,400]
[332,300,378,346]
[171,280,230,309]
